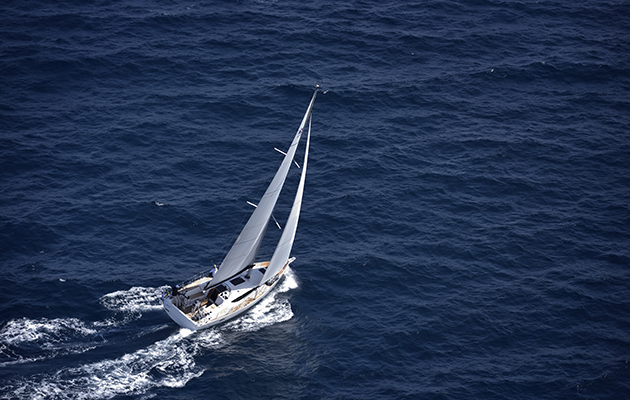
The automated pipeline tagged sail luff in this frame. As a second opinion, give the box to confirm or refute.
[262,113,311,283]
[210,89,318,286]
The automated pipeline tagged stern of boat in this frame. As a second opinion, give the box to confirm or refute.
[163,297,197,330]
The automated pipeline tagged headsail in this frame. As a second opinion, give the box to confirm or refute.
[211,88,318,285]
[262,113,311,283]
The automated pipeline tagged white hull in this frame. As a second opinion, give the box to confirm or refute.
[163,260,291,330]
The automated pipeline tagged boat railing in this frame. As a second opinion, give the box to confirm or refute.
[176,260,272,291]
[177,267,216,288]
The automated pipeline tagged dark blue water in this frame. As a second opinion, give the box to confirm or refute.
[1,0,629,398]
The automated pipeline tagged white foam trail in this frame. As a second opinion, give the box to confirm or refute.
[0,286,166,366]
[0,346,46,367]
[6,328,204,400]
[100,286,169,313]
[224,296,294,333]
[3,286,166,348]
[2,272,299,398]
[223,267,297,333]
[186,328,225,353]
[0,317,105,366]
[279,266,299,292]
[0,318,97,346]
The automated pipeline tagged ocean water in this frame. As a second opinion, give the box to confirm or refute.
[1,0,629,399]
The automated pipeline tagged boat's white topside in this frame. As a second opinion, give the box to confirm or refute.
[163,260,291,330]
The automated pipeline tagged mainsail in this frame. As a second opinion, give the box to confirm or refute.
[211,89,318,286]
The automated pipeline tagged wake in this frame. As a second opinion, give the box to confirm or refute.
[0,268,298,399]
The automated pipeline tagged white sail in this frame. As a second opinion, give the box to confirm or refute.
[262,114,311,283]
[211,89,318,285]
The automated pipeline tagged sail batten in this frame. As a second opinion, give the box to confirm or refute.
[210,89,318,286]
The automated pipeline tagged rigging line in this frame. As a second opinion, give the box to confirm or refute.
[272,214,282,230]
[274,147,301,168]
[247,201,282,229]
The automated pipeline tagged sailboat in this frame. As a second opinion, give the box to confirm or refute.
[163,87,318,330]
